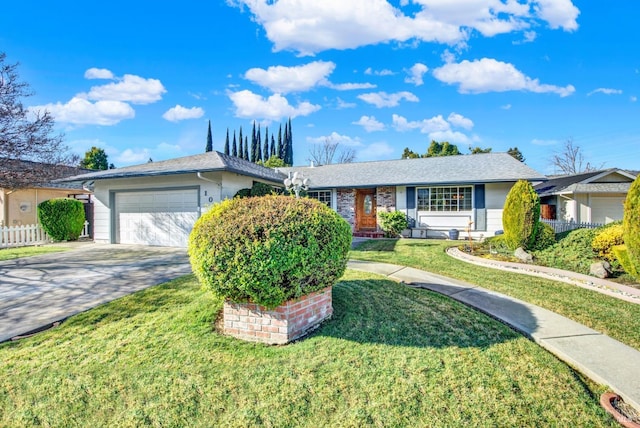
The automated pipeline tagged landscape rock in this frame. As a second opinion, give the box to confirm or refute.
[514,247,533,263]
[590,261,612,279]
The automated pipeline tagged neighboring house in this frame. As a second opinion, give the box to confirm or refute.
[534,168,637,225]
[0,160,92,228]
[281,153,546,239]
[60,151,285,247]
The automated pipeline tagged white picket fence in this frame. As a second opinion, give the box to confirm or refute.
[541,219,604,234]
[0,221,90,249]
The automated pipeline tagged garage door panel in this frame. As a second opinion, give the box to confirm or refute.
[591,197,624,224]
[115,189,199,247]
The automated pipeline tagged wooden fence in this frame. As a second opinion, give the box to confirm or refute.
[0,221,90,249]
[541,219,604,234]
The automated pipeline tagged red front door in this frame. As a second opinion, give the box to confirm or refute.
[356,189,377,230]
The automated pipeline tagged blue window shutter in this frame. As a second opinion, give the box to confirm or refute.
[474,184,485,209]
[406,187,416,209]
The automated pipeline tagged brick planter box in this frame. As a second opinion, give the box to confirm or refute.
[222,287,333,345]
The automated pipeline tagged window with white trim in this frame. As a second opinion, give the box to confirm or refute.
[417,186,472,211]
[307,190,332,208]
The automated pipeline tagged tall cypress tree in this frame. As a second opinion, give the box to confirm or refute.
[255,124,262,162]
[277,124,283,159]
[232,131,238,157]
[224,128,230,155]
[238,132,244,160]
[263,126,270,161]
[270,135,276,157]
[250,122,256,162]
[286,117,293,165]
[244,136,249,160]
[205,120,213,152]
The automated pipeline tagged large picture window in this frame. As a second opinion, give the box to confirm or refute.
[307,190,332,208]
[417,186,472,212]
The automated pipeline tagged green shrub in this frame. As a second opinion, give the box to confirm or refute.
[592,222,624,261]
[188,195,352,309]
[250,182,274,197]
[234,188,251,198]
[37,198,85,241]
[502,180,541,250]
[623,175,640,275]
[533,228,599,274]
[378,211,409,238]
[612,245,639,278]
[529,222,556,251]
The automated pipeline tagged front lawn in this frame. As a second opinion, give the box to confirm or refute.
[350,239,640,351]
[0,245,68,261]
[0,271,614,427]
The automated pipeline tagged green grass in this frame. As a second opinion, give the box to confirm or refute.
[350,239,640,351]
[0,271,615,427]
[0,245,68,261]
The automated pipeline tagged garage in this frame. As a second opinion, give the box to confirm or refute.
[591,196,625,224]
[115,189,199,247]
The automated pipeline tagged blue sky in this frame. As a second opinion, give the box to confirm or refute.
[1,0,638,174]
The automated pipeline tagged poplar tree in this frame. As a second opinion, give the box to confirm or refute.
[286,117,293,165]
[250,122,257,162]
[255,124,262,162]
[270,135,276,157]
[244,136,249,160]
[224,128,230,155]
[239,133,244,159]
[263,126,270,161]
[277,124,283,159]
[232,131,238,157]
[205,120,213,152]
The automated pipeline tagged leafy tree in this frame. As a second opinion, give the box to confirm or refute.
[502,180,541,251]
[224,128,230,155]
[308,138,356,166]
[232,131,238,157]
[205,120,213,152]
[80,146,110,170]
[550,138,603,174]
[426,141,460,157]
[469,146,492,154]
[258,155,287,168]
[508,147,525,162]
[401,147,421,159]
[0,52,77,189]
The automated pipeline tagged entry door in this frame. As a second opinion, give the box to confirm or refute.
[356,189,377,230]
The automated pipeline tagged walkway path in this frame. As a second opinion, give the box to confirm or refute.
[347,259,640,413]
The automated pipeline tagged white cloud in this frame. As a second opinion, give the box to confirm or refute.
[433,58,575,97]
[360,142,395,160]
[326,82,377,91]
[228,89,320,120]
[392,113,450,133]
[352,115,385,132]
[404,63,429,86]
[513,31,537,44]
[532,138,559,146]
[244,61,335,93]
[428,130,475,145]
[447,112,474,130]
[631,96,638,103]
[534,0,580,31]
[229,0,580,55]
[84,68,115,80]
[162,105,205,122]
[31,97,135,125]
[358,91,419,108]
[336,97,357,109]
[86,74,166,104]
[307,132,362,147]
[365,67,395,76]
[501,104,512,110]
[587,88,623,96]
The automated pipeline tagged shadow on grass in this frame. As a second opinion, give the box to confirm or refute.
[351,239,399,252]
[315,277,537,350]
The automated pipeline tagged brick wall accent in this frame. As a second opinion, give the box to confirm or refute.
[376,186,396,211]
[223,287,333,345]
[337,189,356,229]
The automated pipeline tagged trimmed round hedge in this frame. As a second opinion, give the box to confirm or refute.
[623,174,640,276]
[502,180,540,251]
[188,194,352,309]
[37,198,86,241]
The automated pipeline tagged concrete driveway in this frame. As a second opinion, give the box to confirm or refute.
[0,243,191,343]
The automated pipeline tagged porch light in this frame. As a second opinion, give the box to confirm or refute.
[284,171,309,198]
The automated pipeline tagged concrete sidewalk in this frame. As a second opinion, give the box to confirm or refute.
[347,259,640,412]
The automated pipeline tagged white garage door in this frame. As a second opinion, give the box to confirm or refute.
[591,196,625,224]
[116,189,199,247]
